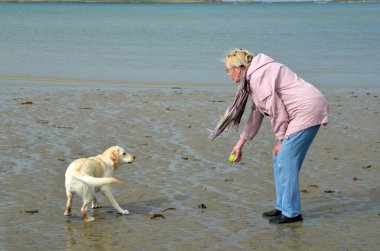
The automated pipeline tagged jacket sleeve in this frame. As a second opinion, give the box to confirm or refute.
[240,104,264,141]
[268,90,289,141]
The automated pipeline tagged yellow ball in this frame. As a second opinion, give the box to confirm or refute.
[229,154,236,162]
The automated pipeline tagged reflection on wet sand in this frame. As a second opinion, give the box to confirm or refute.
[1,83,379,250]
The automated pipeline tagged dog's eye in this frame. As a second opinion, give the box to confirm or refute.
[123,152,126,156]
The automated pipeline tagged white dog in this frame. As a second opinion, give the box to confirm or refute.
[64,146,135,221]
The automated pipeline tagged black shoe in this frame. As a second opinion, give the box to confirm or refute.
[262,209,282,218]
[269,214,303,224]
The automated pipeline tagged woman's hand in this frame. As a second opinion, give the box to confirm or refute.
[231,138,246,163]
[273,142,282,156]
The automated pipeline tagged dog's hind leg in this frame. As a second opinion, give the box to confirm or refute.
[81,189,95,222]
[64,192,73,216]
[81,198,95,222]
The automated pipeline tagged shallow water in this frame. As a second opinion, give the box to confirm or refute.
[1,83,379,250]
[0,2,380,86]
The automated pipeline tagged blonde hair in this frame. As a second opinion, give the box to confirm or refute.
[224,48,254,69]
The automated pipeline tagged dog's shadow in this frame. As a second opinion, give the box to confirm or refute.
[64,195,188,249]
[100,197,173,218]
[66,194,190,221]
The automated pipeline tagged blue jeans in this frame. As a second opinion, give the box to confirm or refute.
[273,125,320,218]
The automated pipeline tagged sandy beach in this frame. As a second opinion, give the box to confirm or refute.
[0,81,379,250]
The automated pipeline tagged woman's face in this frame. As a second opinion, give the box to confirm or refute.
[226,66,242,84]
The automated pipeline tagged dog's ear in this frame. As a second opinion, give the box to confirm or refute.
[110,149,119,165]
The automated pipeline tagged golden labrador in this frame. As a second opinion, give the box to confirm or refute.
[64,146,135,221]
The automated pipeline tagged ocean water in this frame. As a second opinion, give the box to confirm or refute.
[0,2,379,87]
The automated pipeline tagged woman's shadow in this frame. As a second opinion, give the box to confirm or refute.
[302,187,380,219]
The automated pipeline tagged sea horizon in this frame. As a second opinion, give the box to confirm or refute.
[1,1,379,87]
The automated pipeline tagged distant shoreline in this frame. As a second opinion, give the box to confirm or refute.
[1,0,379,3]
[1,0,214,3]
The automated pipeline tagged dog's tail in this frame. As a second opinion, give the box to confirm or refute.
[72,172,119,186]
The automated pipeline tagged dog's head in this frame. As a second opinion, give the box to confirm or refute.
[104,146,135,170]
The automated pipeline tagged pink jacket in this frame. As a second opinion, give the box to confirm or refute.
[241,53,329,141]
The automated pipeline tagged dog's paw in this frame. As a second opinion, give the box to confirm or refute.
[64,211,72,216]
[91,204,102,209]
[85,216,95,222]
[118,209,129,215]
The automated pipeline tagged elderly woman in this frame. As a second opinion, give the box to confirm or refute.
[209,49,329,224]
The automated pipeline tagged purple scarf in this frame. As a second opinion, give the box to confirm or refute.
[208,70,250,141]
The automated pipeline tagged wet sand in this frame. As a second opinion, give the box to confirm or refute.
[0,81,379,250]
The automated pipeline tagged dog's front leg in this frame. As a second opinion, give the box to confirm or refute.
[91,196,101,209]
[101,186,129,215]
